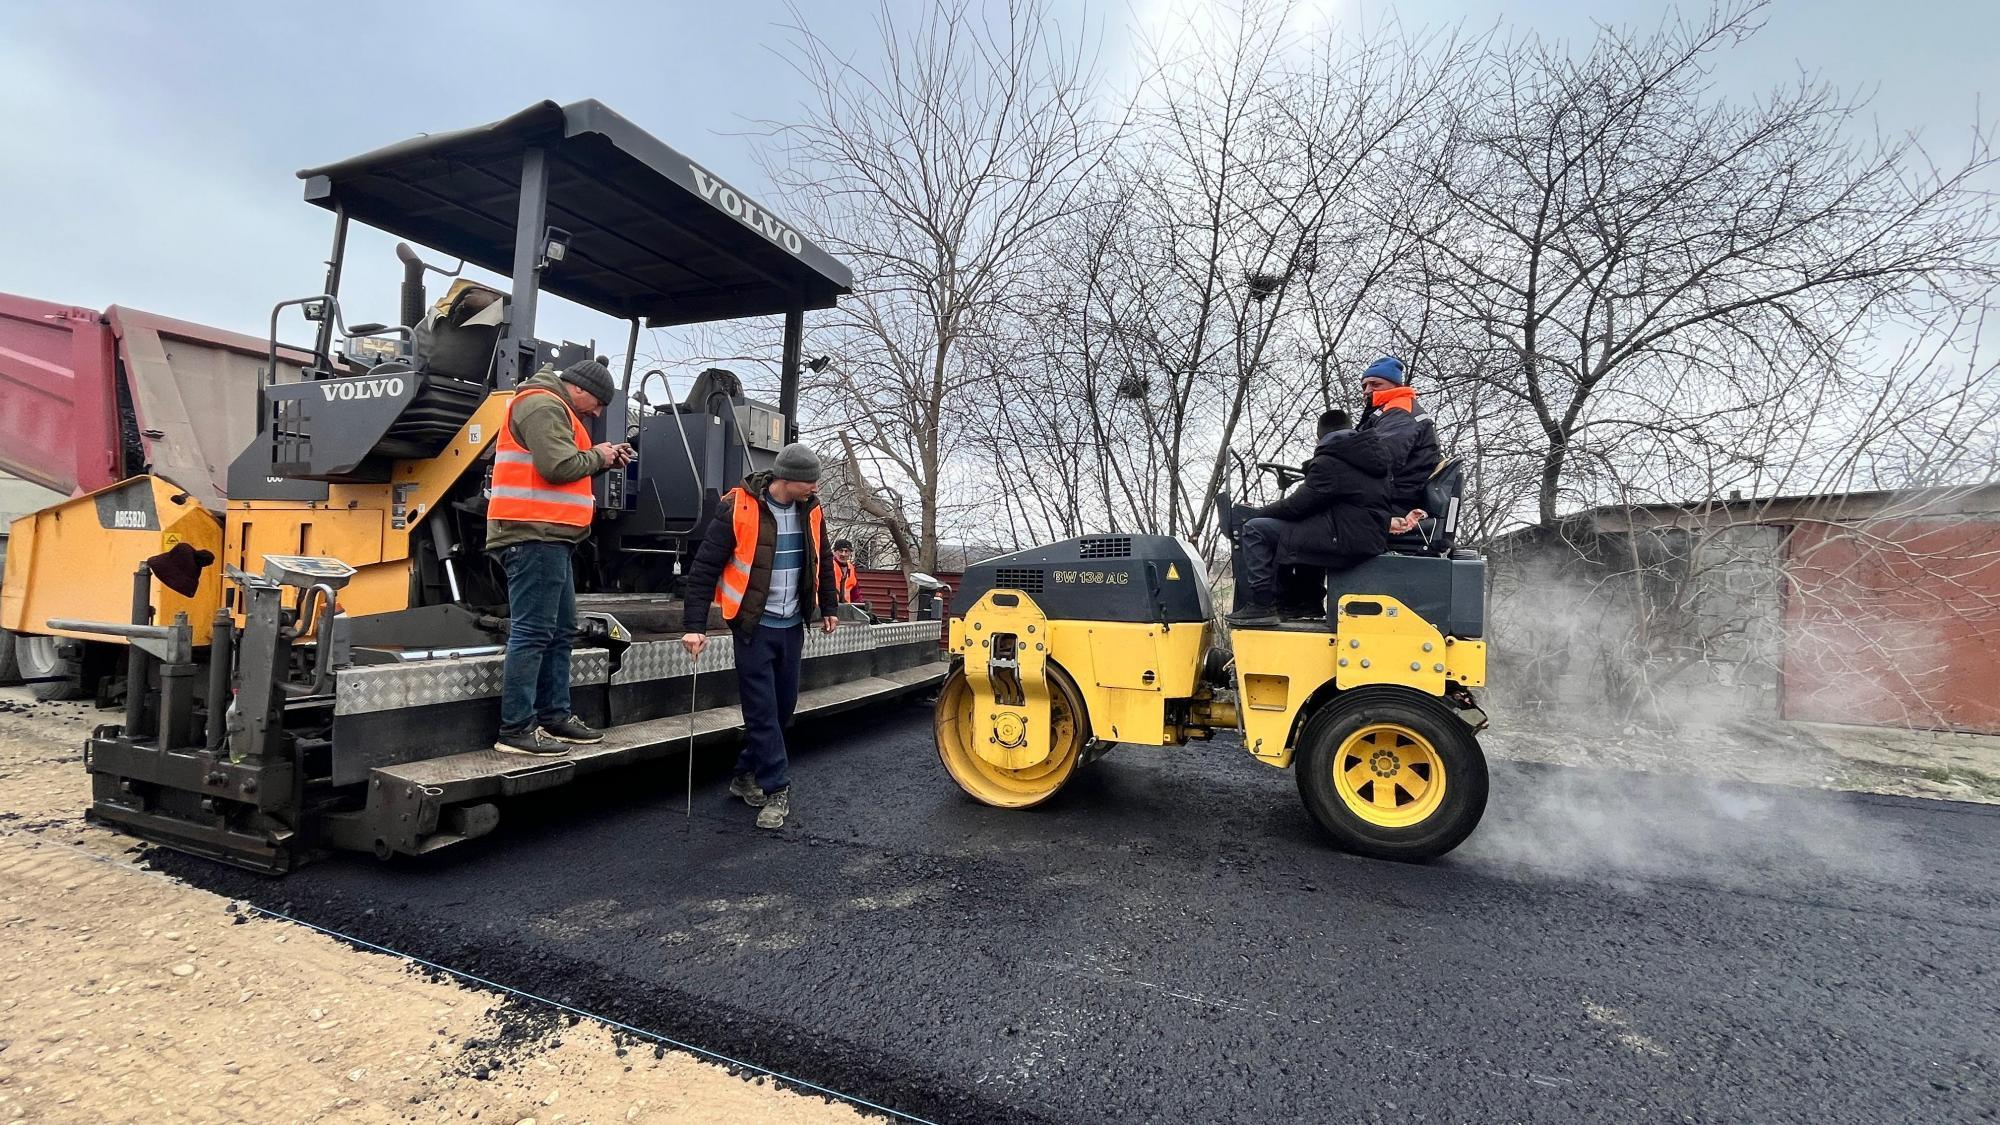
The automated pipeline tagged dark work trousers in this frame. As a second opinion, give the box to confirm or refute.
[1278,565,1326,617]
[733,622,805,792]
[1234,517,1287,609]
[498,541,577,733]
[1227,505,1314,613]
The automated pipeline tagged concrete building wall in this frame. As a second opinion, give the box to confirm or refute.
[1682,523,1788,698]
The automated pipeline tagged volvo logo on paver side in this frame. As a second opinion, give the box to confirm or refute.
[689,162,805,256]
[319,377,405,402]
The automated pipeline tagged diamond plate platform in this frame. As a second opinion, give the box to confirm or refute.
[375,663,945,793]
[338,620,942,714]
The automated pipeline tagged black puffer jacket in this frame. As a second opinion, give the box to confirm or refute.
[1252,428,1394,565]
[680,472,839,639]
[1359,397,1442,513]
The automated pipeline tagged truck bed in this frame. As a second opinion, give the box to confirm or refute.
[0,292,308,509]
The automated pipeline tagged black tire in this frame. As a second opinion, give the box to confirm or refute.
[0,627,19,685]
[0,549,14,685]
[14,634,85,702]
[1294,686,1488,862]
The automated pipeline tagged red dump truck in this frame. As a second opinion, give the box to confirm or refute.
[0,291,305,696]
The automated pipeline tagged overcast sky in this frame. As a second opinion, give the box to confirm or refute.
[2,0,1992,375]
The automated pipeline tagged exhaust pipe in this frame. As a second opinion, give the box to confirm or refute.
[395,242,427,328]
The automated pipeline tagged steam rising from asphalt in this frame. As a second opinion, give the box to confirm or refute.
[1465,562,1929,889]
[1461,762,1924,891]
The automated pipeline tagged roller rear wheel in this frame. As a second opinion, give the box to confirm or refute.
[934,661,1091,808]
[1295,687,1487,862]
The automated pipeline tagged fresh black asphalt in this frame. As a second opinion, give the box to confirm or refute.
[153,699,1999,1123]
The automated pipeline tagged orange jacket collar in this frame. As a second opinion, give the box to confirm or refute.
[1370,386,1417,413]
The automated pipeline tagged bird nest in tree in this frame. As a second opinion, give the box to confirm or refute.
[1243,271,1286,301]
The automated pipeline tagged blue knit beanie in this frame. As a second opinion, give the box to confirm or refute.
[1362,356,1406,386]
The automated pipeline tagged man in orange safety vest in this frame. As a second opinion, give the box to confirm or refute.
[831,539,861,604]
[679,443,840,830]
[486,358,633,756]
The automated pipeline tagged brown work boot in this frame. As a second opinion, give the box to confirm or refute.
[755,787,790,829]
[728,773,768,807]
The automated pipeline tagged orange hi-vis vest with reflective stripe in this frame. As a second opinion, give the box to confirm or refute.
[716,485,826,621]
[831,555,859,602]
[489,388,596,527]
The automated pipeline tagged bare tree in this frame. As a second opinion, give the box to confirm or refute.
[1001,3,1469,561]
[762,0,1113,573]
[757,0,2000,708]
[1487,319,2000,731]
[1394,0,1999,528]
[833,431,920,572]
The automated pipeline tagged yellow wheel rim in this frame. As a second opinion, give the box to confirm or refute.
[934,666,1086,808]
[1333,723,1448,828]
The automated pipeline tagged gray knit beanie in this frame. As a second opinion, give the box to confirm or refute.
[772,442,822,482]
[559,356,616,404]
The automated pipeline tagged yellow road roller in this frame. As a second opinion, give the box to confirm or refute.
[934,526,1490,861]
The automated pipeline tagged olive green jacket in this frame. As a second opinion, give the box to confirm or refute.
[484,368,606,551]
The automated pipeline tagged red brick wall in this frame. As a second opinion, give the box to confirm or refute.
[1781,518,2000,734]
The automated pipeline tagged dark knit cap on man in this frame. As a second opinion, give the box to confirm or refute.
[773,442,822,482]
[560,357,617,404]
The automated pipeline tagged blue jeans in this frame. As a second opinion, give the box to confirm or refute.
[499,542,577,732]
[733,622,804,792]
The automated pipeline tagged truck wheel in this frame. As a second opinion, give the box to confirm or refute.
[15,634,84,702]
[0,628,18,685]
[1294,687,1487,862]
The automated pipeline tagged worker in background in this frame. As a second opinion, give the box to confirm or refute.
[1226,419,1393,626]
[1354,356,1442,515]
[831,539,861,603]
[488,357,633,756]
[679,443,840,830]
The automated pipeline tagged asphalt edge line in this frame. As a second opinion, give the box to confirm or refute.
[1494,757,2000,816]
[241,903,940,1125]
[0,828,935,1125]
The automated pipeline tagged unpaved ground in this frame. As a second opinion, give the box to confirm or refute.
[0,689,872,1124]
